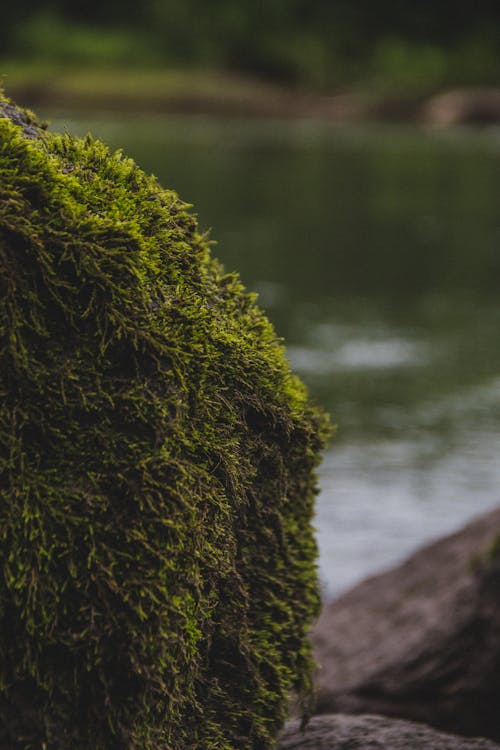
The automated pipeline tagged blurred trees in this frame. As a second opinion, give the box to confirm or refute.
[2,0,500,90]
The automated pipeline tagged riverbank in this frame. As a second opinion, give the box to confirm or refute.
[0,62,411,120]
[4,61,500,125]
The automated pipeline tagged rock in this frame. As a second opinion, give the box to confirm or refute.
[0,99,42,138]
[422,88,500,126]
[278,714,500,750]
[313,507,500,741]
[0,95,329,749]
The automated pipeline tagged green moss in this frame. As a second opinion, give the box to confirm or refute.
[0,95,330,749]
[470,533,500,575]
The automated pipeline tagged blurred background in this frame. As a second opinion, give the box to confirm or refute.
[2,0,500,98]
[3,2,500,599]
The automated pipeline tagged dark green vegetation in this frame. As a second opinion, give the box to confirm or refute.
[0,96,329,749]
[2,0,500,93]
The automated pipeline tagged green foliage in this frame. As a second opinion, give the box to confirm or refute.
[366,36,500,95]
[2,1,500,91]
[368,39,448,94]
[0,96,329,749]
[11,11,157,67]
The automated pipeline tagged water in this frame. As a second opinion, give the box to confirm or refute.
[45,112,500,599]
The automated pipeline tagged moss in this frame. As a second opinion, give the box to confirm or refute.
[470,533,500,576]
[0,95,330,749]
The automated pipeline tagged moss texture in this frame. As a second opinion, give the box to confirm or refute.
[0,95,329,750]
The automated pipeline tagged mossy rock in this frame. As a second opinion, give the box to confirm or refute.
[0,95,329,749]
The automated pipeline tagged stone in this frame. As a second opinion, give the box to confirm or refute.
[313,507,500,741]
[279,714,500,750]
[0,94,329,750]
[423,88,500,126]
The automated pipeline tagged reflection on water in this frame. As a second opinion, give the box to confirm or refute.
[46,112,500,598]
[288,331,428,372]
[319,426,500,599]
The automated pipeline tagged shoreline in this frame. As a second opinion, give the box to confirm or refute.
[0,65,413,122]
[3,63,500,126]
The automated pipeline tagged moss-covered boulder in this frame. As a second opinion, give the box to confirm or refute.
[0,96,329,750]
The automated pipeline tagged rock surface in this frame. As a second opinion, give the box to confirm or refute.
[0,99,41,138]
[423,88,500,126]
[278,714,500,750]
[313,507,500,741]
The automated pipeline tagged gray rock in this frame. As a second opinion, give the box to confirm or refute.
[313,507,500,740]
[0,100,42,139]
[279,714,500,750]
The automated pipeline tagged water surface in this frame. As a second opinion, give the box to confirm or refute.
[46,112,500,598]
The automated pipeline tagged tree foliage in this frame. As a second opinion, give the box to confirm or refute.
[1,1,500,88]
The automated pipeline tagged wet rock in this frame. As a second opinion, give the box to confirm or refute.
[313,507,500,741]
[278,714,500,750]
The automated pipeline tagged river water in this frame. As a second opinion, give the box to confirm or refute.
[46,112,500,600]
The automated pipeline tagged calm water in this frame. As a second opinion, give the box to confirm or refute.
[46,112,500,599]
